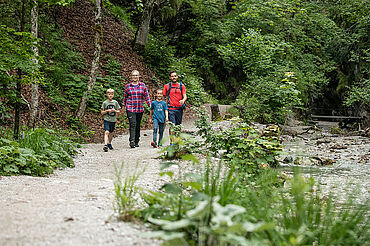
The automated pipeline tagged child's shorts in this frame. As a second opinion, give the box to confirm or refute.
[104,120,116,133]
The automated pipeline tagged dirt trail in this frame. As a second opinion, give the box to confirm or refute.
[0,117,196,246]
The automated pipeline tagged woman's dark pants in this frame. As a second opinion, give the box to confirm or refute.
[126,111,143,144]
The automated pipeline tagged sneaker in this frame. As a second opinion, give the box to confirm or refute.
[103,145,109,152]
[158,143,162,148]
[129,142,135,148]
[107,144,113,150]
[135,143,139,147]
[151,142,157,148]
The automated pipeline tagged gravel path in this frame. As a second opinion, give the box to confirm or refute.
[0,117,196,246]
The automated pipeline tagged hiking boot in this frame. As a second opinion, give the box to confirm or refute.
[129,142,135,148]
[107,144,113,150]
[151,142,157,148]
[103,145,109,152]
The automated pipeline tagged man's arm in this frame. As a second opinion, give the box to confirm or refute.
[179,93,187,105]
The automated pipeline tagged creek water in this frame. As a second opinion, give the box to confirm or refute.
[279,129,370,205]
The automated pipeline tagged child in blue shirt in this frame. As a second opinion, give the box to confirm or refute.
[149,89,169,148]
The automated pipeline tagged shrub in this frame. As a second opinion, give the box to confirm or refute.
[0,128,78,176]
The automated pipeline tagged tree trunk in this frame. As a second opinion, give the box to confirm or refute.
[76,0,103,119]
[14,0,27,140]
[30,0,39,128]
[134,0,155,50]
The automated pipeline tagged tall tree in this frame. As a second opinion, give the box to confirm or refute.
[76,0,103,119]
[133,0,182,50]
[30,0,39,128]
[133,0,155,50]
[14,0,27,140]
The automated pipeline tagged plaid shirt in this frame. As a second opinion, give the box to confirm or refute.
[123,82,151,113]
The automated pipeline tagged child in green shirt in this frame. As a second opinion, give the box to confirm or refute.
[101,88,121,152]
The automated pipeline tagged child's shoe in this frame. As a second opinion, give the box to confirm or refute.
[103,145,109,152]
[107,144,113,150]
[151,142,157,148]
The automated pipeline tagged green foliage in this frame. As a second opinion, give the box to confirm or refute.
[40,15,125,113]
[39,19,88,109]
[170,58,209,106]
[193,107,282,174]
[136,156,369,245]
[217,29,284,77]
[236,72,303,123]
[105,2,133,28]
[0,128,78,176]
[91,56,125,112]
[0,25,43,106]
[143,30,176,77]
[344,79,370,106]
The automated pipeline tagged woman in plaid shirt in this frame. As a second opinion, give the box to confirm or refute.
[123,70,151,148]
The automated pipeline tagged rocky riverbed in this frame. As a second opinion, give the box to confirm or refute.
[279,122,370,204]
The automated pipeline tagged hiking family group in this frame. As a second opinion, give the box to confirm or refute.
[100,70,187,152]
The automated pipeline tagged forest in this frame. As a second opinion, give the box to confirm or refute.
[0,0,369,245]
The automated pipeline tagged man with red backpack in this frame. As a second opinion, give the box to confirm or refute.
[163,71,187,126]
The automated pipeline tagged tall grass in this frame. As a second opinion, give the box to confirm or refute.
[114,162,145,221]
[238,172,370,246]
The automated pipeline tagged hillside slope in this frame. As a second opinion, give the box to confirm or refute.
[57,0,158,86]
[52,0,163,142]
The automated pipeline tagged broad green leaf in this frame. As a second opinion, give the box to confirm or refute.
[161,183,182,194]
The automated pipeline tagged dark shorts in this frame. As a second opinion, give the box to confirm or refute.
[168,109,183,125]
[104,120,116,133]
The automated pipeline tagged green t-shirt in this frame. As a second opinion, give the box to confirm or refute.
[101,99,121,122]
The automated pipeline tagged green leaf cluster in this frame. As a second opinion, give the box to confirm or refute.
[0,128,78,176]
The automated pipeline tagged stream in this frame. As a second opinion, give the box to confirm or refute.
[279,123,370,204]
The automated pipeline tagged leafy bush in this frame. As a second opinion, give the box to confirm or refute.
[138,165,369,246]
[236,72,303,123]
[0,128,78,176]
[194,107,282,174]
[143,30,176,78]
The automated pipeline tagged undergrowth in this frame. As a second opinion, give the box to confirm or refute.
[0,127,78,176]
[113,107,369,245]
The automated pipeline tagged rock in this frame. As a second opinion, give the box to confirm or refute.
[360,128,370,138]
[316,139,331,145]
[321,158,336,166]
[310,157,323,166]
[283,156,294,163]
[330,144,348,150]
[294,157,313,166]
[359,155,369,164]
